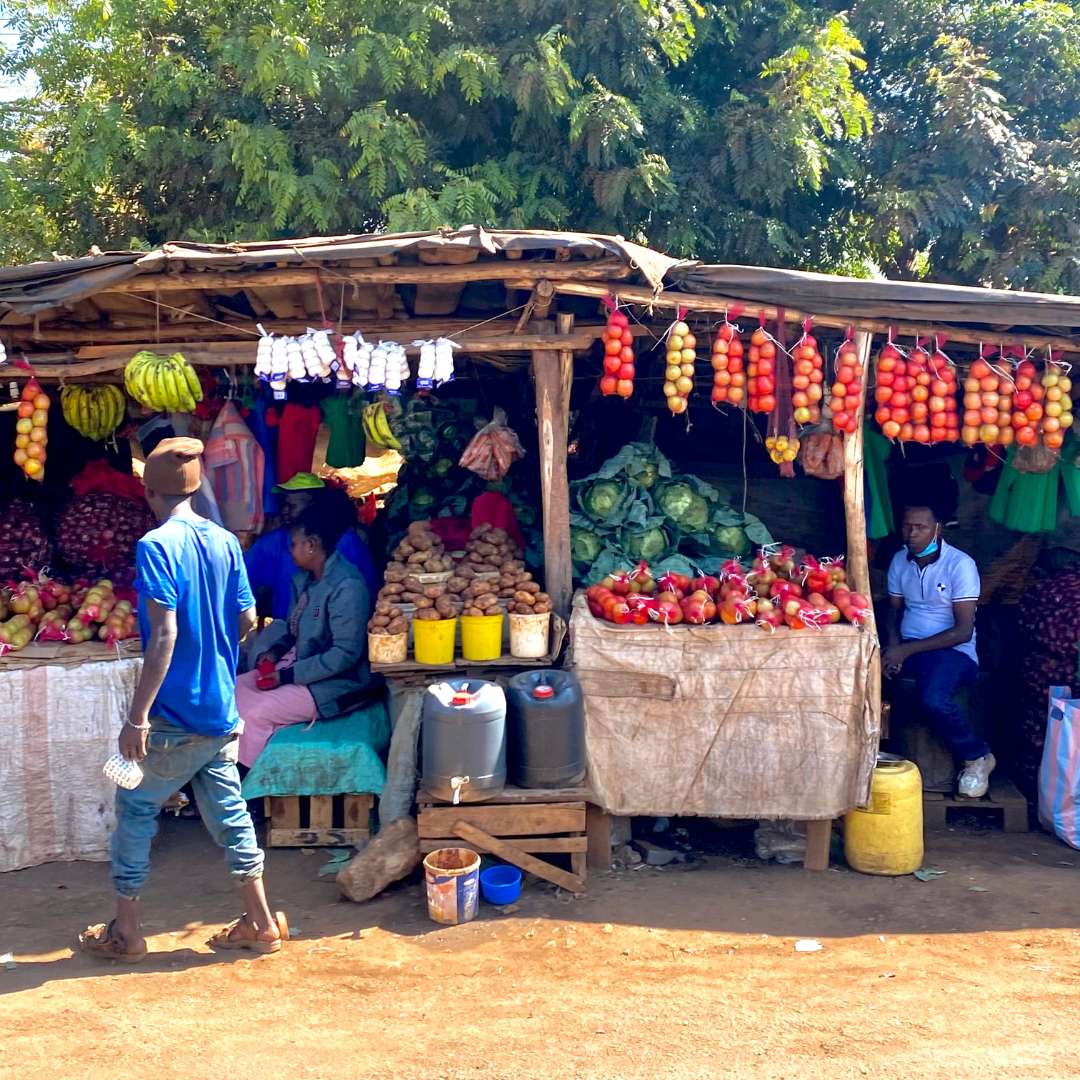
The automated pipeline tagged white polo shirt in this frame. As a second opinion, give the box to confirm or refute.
[887,539,979,664]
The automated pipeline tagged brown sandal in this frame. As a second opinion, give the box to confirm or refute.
[78,920,148,963]
[208,910,289,954]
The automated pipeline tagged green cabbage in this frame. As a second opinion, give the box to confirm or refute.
[627,459,660,489]
[620,524,670,562]
[571,526,605,566]
[712,524,750,556]
[579,478,630,523]
[656,481,710,531]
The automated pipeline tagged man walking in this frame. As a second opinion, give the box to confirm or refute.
[883,502,994,798]
[80,438,287,961]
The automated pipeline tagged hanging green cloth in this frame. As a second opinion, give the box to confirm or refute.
[988,446,1061,533]
[863,427,895,540]
[321,394,365,468]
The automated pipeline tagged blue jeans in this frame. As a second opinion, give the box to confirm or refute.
[901,648,988,762]
[111,720,264,899]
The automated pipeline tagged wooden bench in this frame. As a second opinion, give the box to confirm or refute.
[263,793,374,848]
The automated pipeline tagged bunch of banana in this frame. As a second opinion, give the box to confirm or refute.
[60,384,127,441]
[362,401,401,450]
[123,350,203,413]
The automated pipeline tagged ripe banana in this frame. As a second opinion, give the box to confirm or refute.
[60,383,126,440]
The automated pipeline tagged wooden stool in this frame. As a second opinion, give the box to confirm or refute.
[263,793,374,847]
[923,776,1029,833]
[418,785,590,891]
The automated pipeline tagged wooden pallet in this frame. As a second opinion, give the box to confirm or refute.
[923,776,1029,833]
[263,793,374,848]
[418,785,589,890]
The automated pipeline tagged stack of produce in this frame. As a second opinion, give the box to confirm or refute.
[55,493,156,582]
[367,595,408,638]
[13,379,50,480]
[791,329,824,425]
[747,327,778,414]
[662,319,696,415]
[924,345,960,443]
[570,443,772,584]
[961,353,1014,447]
[710,322,745,406]
[0,575,138,653]
[457,524,523,575]
[764,434,799,466]
[380,522,457,623]
[1013,569,1080,796]
[60,384,127,441]
[123,351,203,413]
[383,522,454,577]
[0,501,50,579]
[583,548,867,632]
[829,336,864,435]
[1036,361,1074,450]
[599,306,634,398]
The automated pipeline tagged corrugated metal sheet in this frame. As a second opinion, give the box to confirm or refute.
[671,264,1080,333]
[0,226,684,316]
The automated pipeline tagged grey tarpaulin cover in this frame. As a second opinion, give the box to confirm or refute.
[567,596,879,819]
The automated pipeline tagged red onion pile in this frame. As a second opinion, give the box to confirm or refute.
[0,500,51,580]
[55,493,155,582]
[1014,570,1080,794]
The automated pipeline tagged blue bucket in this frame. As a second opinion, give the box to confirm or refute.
[480,864,523,905]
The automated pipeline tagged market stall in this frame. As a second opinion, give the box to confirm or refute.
[5,226,1080,879]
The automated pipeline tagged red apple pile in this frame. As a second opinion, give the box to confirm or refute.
[599,306,634,399]
[710,322,745,407]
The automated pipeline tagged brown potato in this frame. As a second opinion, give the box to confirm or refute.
[416,608,441,621]
[513,603,533,615]
[423,584,445,599]
[402,575,423,592]
[482,605,502,616]
[369,626,389,635]
[533,601,551,614]
[521,581,541,595]
[488,528,507,543]
[534,592,550,604]
[513,590,536,606]
[380,582,405,596]
[407,551,429,564]
[465,606,484,617]
[369,614,391,628]
[384,565,407,583]
[473,592,498,609]
[387,617,408,635]
[446,576,468,593]
[374,600,393,615]
[457,565,477,580]
[413,596,434,610]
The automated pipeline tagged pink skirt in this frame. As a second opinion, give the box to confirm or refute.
[236,652,318,767]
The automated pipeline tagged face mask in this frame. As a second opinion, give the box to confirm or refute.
[913,530,940,558]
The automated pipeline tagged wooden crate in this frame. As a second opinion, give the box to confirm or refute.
[923,776,1029,833]
[418,786,589,886]
[264,793,374,848]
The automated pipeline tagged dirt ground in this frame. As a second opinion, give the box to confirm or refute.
[2,817,1079,1080]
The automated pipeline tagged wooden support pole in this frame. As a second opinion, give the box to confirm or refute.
[803,820,832,871]
[533,313,575,619]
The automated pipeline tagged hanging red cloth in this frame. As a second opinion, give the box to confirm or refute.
[276,402,322,483]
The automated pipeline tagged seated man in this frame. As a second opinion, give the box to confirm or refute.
[883,502,994,798]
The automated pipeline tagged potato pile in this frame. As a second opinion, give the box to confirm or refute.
[455,526,552,617]
[377,522,460,623]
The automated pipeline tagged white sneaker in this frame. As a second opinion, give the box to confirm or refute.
[957,753,996,799]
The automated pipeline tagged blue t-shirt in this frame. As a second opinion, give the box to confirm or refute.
[244,526,379,620]
[135,517,255,735]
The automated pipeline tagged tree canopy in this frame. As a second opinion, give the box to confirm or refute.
[2,0,1080,291]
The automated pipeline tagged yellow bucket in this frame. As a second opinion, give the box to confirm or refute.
[413,616,457,665]
[460,613,503,662]
[844,755,924,876]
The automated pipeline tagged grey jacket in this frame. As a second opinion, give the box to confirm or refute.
[262,552,373,719]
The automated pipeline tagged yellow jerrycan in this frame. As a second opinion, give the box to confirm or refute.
[844,753,924,875]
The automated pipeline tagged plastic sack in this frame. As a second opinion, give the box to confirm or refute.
[1038,686,1080,849]
[458,408,525,481]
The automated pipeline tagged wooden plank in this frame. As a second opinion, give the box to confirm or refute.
[419,836,587,854]
[343,794,374,831]
[308,795,333,830]
[269,796,300,830]
[549,280,1080,354]
[533,312,574,618]
[453,821,585,894]
[417,803,586,839]
[103,259,633,294]
[267,827,370,849]
[570,851,587,880]
[586,804,613,870]
[803,819,832,871]
[573,668,678,701]
[419,785,592,806]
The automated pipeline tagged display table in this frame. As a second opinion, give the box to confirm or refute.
[567,596,879,822]
[0,646,142,872]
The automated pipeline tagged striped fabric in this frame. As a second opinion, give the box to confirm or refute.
[1039,686,1080,850]
[204,401,265,533]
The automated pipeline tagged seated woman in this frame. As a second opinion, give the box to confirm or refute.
[236,487,372,768]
